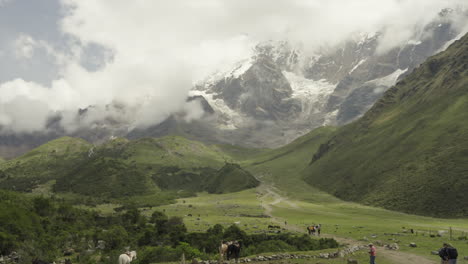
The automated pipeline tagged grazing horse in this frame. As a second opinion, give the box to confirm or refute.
[307,225,316,235]
[227,242,241,263]
[219,241,229,260]
[118,251,137,264]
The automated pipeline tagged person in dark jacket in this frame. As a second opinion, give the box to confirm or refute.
[439,243,458,264]
[439,245,449,264]
[445,243,458,264]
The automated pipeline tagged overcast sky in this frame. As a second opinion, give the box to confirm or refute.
[0,0,467,134]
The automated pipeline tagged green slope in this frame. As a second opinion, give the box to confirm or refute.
[0,137,92,191]
[244,126,338,202]
[303,33,468,217]
[0,136,258,199]
[205,163,259,194]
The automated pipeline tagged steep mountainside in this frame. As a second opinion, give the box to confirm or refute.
[185,9,467,148]
[303,33,468,217]
[0,136,259,199]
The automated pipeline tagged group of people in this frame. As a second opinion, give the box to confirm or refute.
[367,242,459,264]
[307,224,321,236]
[439,243,458,264]
[220,241,241,263]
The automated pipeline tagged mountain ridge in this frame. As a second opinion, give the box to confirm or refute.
[303,32,468,217]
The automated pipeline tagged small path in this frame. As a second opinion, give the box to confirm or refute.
[257,184,437,264]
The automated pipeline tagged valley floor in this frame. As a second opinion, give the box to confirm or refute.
[151,181,468,264]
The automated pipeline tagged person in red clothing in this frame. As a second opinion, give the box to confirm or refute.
[368,243,377,264]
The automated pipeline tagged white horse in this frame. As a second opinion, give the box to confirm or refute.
[118,251,137,264]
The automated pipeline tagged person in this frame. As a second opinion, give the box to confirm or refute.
[439,245,449,264]
[445,243,458,264]
[316,224,321,236]
[368,243,376,264]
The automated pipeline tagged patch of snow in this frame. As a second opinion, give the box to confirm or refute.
[195,57,253,89]
[366,68,408,87]
[323,109,338,126]
[349,59,366,74]
[230,58,253,79]
[189,90,244,130]
[283,71,336,119]
[407,40,422,46]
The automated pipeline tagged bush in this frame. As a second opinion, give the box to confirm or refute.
[138,243,204,264]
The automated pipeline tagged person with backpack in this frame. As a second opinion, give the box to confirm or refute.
[444,243,458,264]
[439,245,449,264]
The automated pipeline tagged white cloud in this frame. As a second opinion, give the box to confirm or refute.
[13,34,37,59]
[0,0,467,134]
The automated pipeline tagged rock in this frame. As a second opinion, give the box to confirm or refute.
[347,259,358,264]
[409,243,417,247]
[384,243,399,250]
[374,240,384,246]
[431,251,439,255]
[464,256,468,260]
[97,240,106,250]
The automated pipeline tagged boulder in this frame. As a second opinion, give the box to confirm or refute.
[409,243,417,247]
[347,259,358,264]
[385,243,399,250]
[97,240,106,250]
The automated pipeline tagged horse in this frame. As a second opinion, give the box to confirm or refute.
[307,225,316,235]
[219,241,229,260]
[227,242,241,263]
[118,251,137,264]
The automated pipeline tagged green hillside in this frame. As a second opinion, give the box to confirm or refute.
[0,136,258,200]
[205,163,259,194]
[0,137,92,191]
[303,33,468,217]
[244,126,337,201]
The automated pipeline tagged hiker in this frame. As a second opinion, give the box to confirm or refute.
[443,243,458,264]
[307,225,315,235]
[316,224,321,236]
[368,243,376,264]
[439,244,449,264]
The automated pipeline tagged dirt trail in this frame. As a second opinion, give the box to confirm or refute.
[257,184,437,264]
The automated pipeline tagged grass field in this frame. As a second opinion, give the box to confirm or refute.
[148,125,468,264]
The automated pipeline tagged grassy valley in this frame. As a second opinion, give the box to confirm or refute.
[0,34,468,264]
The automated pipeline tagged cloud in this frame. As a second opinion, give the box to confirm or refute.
[0,0,467,134]
[13,34,36,59]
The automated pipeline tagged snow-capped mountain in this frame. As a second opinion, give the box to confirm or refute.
[173,8,467,148]
[0,8,466,156]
